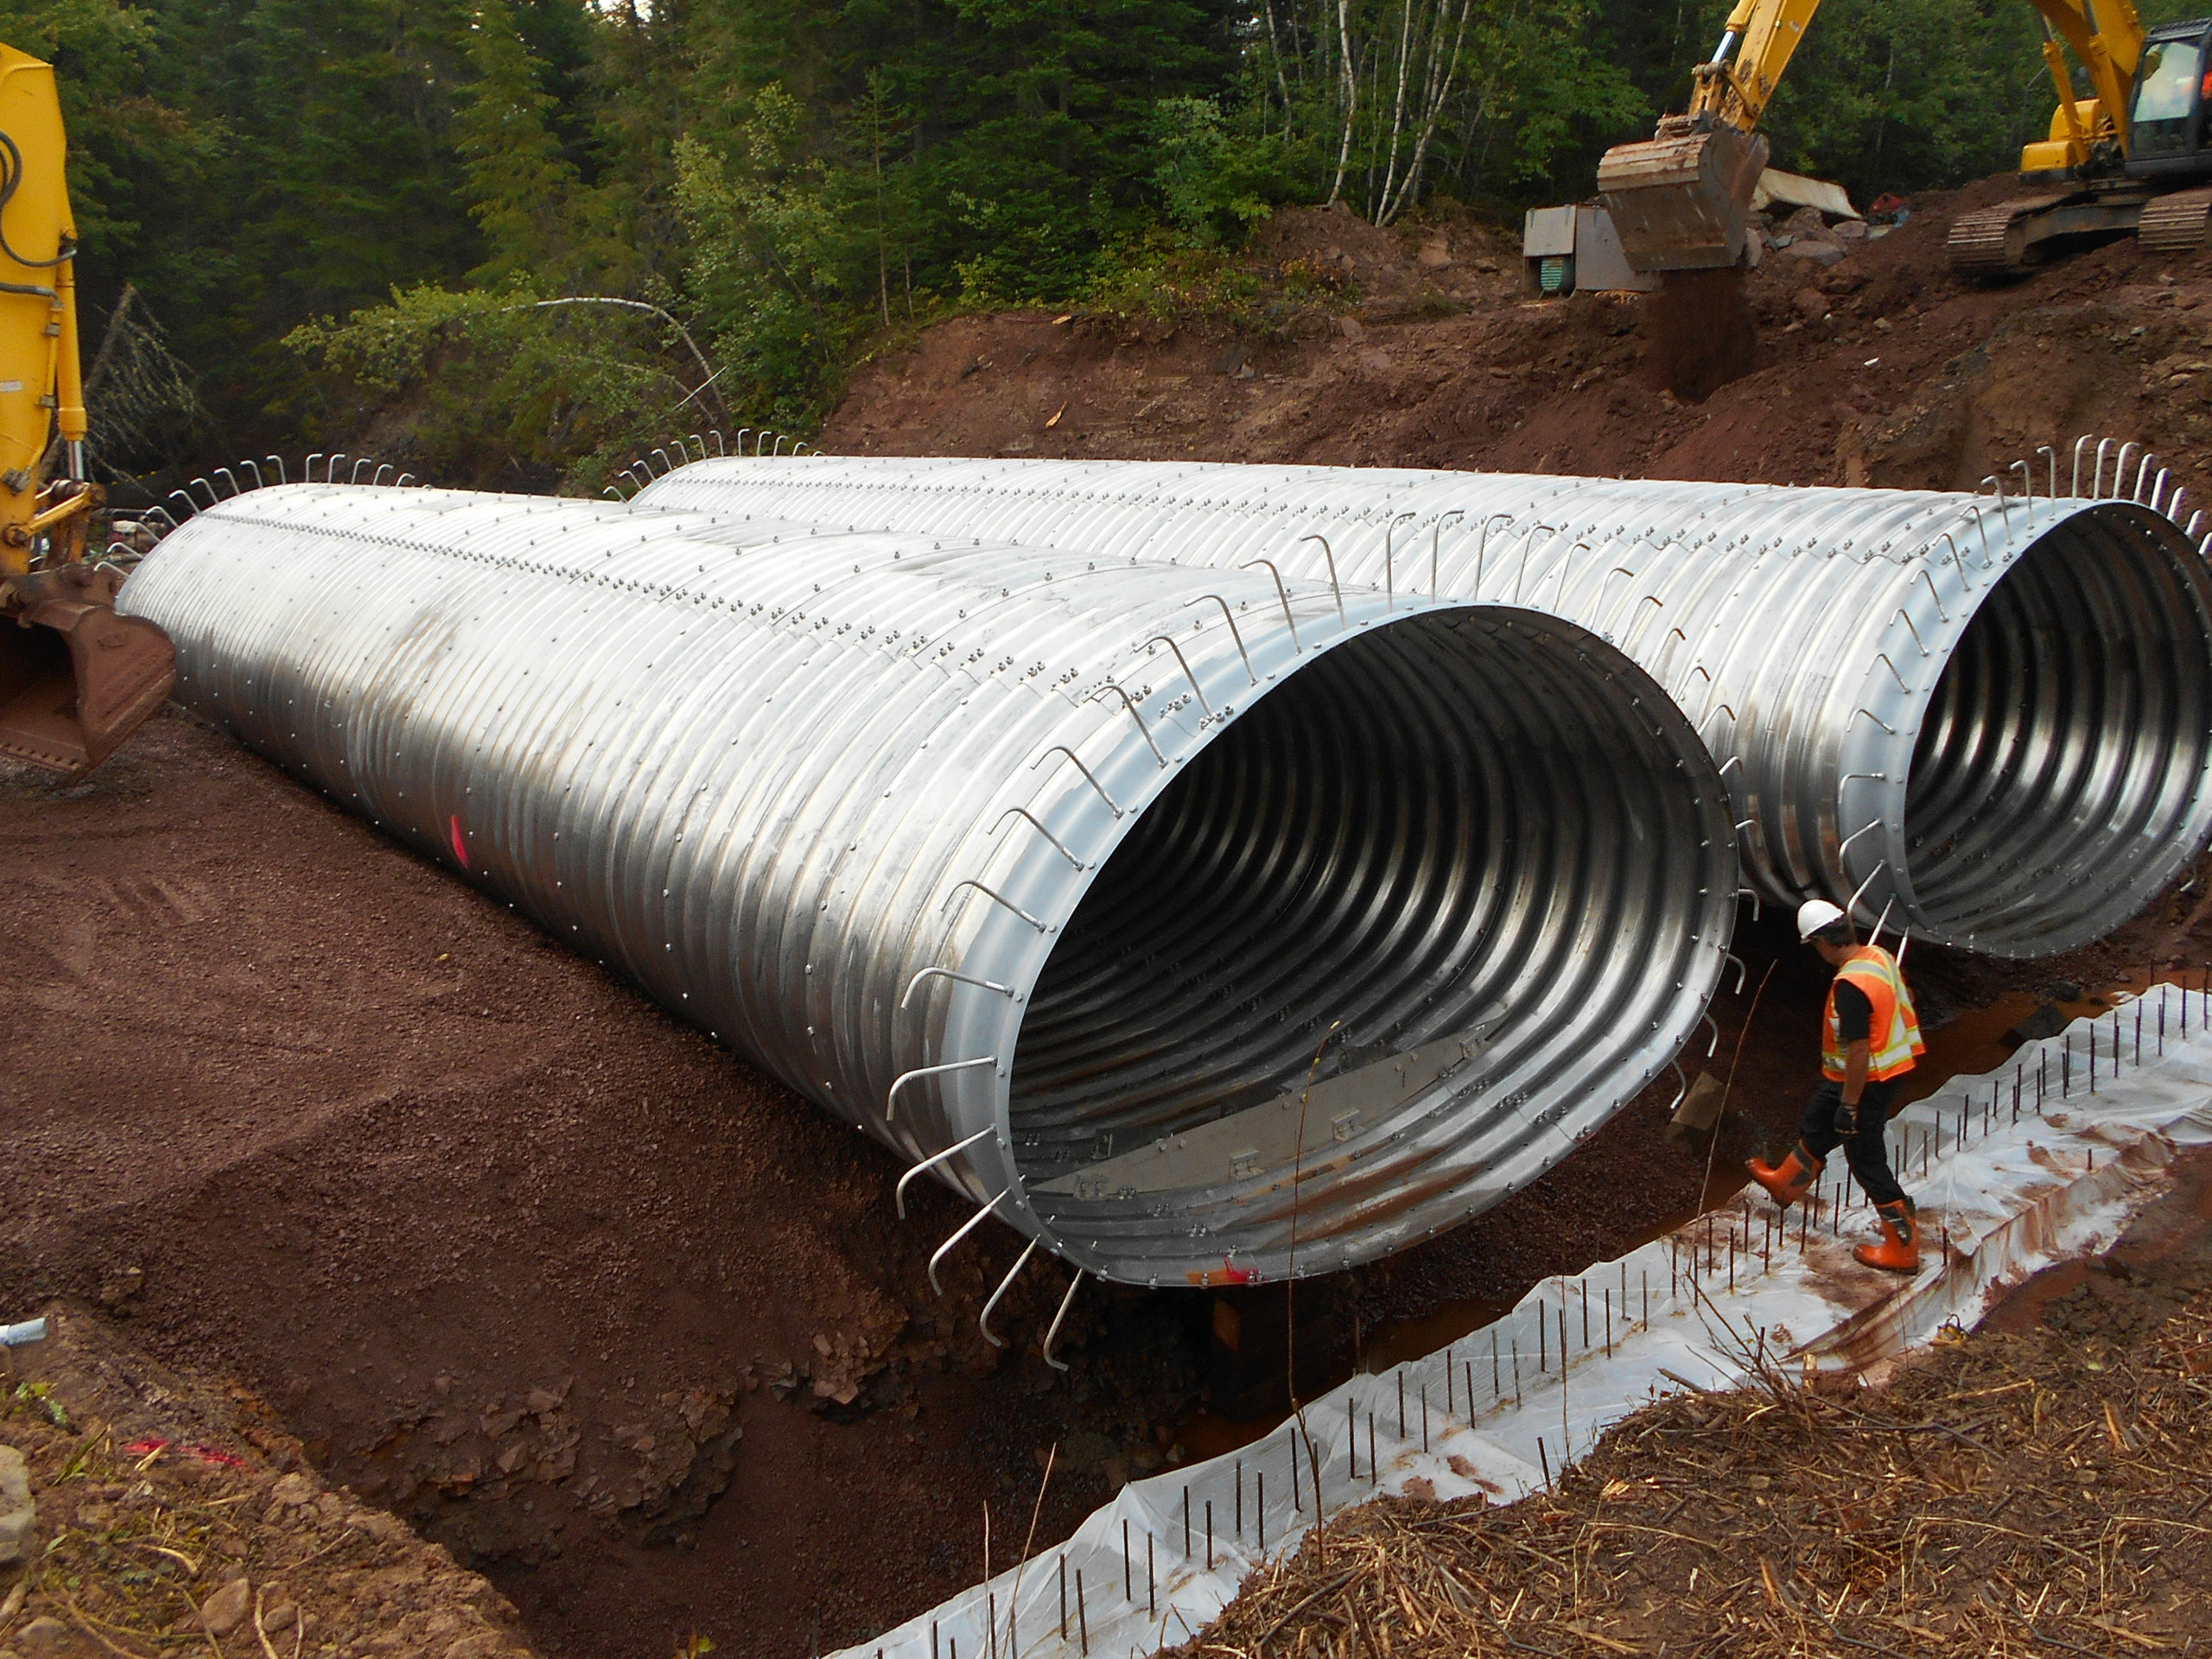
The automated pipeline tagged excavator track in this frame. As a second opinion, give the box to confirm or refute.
[1945,197,2069,276]
[1946,190,2150,276]
[2139,186,2212,256]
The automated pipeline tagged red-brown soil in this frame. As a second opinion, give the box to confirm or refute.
[0,1307,537,1659]
[825,181,2212,510]
[10,177,2212,1659]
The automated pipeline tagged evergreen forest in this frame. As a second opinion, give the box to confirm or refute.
[0,0,2190,493]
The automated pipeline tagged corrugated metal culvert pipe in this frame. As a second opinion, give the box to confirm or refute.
[120,484,1736,1287]
[636,457,2212,957]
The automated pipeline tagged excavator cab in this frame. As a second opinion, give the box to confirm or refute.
[0,43,173,777]
[2126,22,2212,178]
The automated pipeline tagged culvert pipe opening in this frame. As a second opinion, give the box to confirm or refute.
[1895,506,2212,956]
[1012,610,1736,1284]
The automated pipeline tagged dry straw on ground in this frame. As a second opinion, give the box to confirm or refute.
[1173,1287,2212,1657]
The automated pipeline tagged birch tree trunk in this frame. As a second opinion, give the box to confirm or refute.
[1326,0,1357,206]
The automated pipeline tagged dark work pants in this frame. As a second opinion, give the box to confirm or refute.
[1798,1077,1907,1207]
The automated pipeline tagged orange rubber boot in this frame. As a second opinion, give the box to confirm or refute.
[1747,1143,1823,1208]
[1854,1198,1920,1274]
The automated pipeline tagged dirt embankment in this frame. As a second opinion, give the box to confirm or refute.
[823,181,2212,508]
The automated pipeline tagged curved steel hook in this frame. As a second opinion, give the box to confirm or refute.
[374,464,394,486]
[1430,509,1466,598]
[1240,558,1301,653]
[2071,435,2092,499]
[2114,442,2142,500]
[238,460,264,491]
[979,1239,1040,1348]
[327,454,346,484]
[1473,512,1514,599]
[1090,683,1166,766]
[900,966,1017,1009]
[187,477,216,508]
[1510,523,1562,604]
[1295,534,1346,625]
[352,457,373,484]
[894,1125,995,1217]
[1041,1270,1085,1371]
[1141,634,1212,715]
[266,454,288,486]
[989,805,1084,868]
[167,489,195,520]
[213,467,241,499]
[1382,511,1418,611]
[1185,594,1256,683]
[305,452,322,483]
[885,1056,997,1126]
[1030,745,1123,817]
[928,1190,1011,1295]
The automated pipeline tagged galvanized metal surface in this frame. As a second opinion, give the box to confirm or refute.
[636,456,2212,957]
[120,484,1735,1286]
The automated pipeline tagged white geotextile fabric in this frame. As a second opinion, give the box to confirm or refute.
[836,985,2212,1659]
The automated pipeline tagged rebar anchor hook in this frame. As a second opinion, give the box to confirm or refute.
[1183,595,1257,685]
[1042,1270,1086,1372]
[1430,510,1466,597]
[1029,746,1122,817]
[1089,683,1166,766]
[1141,633,1213,715]
[884,1056,997,1124]
[1471,512,1514,599]
[1382,512,1418,611]
[1294,534,1346,625]
[1239,558,1301,653]
[894,1125,995,1217]
[979,1240,1041,1348]
[1510,523,1563,605]
[929,1190,1011,1294]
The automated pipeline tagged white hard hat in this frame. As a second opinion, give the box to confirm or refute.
[1796,898,1847,942]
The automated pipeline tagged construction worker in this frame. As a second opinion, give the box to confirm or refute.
[1747,899,1926,1273]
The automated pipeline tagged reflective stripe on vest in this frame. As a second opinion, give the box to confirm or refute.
[1821,945,1925,1082]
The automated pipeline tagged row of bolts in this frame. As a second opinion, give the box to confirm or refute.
[903,973,2208,1659]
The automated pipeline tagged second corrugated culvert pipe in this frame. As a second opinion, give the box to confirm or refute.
[119,484,1736,1293]
[634,455,2212,957]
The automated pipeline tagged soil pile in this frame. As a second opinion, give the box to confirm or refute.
[0,1306,537,1659]
[822,181,2212,507]
[1168,1147,2212,1658]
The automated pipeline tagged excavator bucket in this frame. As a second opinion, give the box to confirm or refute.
[0,564,175,776]
[1598,120,1770,274]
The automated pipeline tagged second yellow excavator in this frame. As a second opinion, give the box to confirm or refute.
[1599,0,2212,280]
[0,41,173,777]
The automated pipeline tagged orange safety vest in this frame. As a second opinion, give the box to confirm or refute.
[1821,944,1925,1083]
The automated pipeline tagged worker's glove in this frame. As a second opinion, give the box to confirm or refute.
[1832,1096,1859,1136]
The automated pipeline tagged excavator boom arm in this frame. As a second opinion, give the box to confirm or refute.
[1688,0,1825,133]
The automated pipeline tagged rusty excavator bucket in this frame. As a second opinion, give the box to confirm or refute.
[1597,118,1770,275]
[0,556,175,776]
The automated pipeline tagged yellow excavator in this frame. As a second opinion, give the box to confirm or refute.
[1599,0,2212,279]
[0,41,173,777]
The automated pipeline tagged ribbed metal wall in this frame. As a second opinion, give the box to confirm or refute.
[119,484,1735,1286]
[636,457,2212,957]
